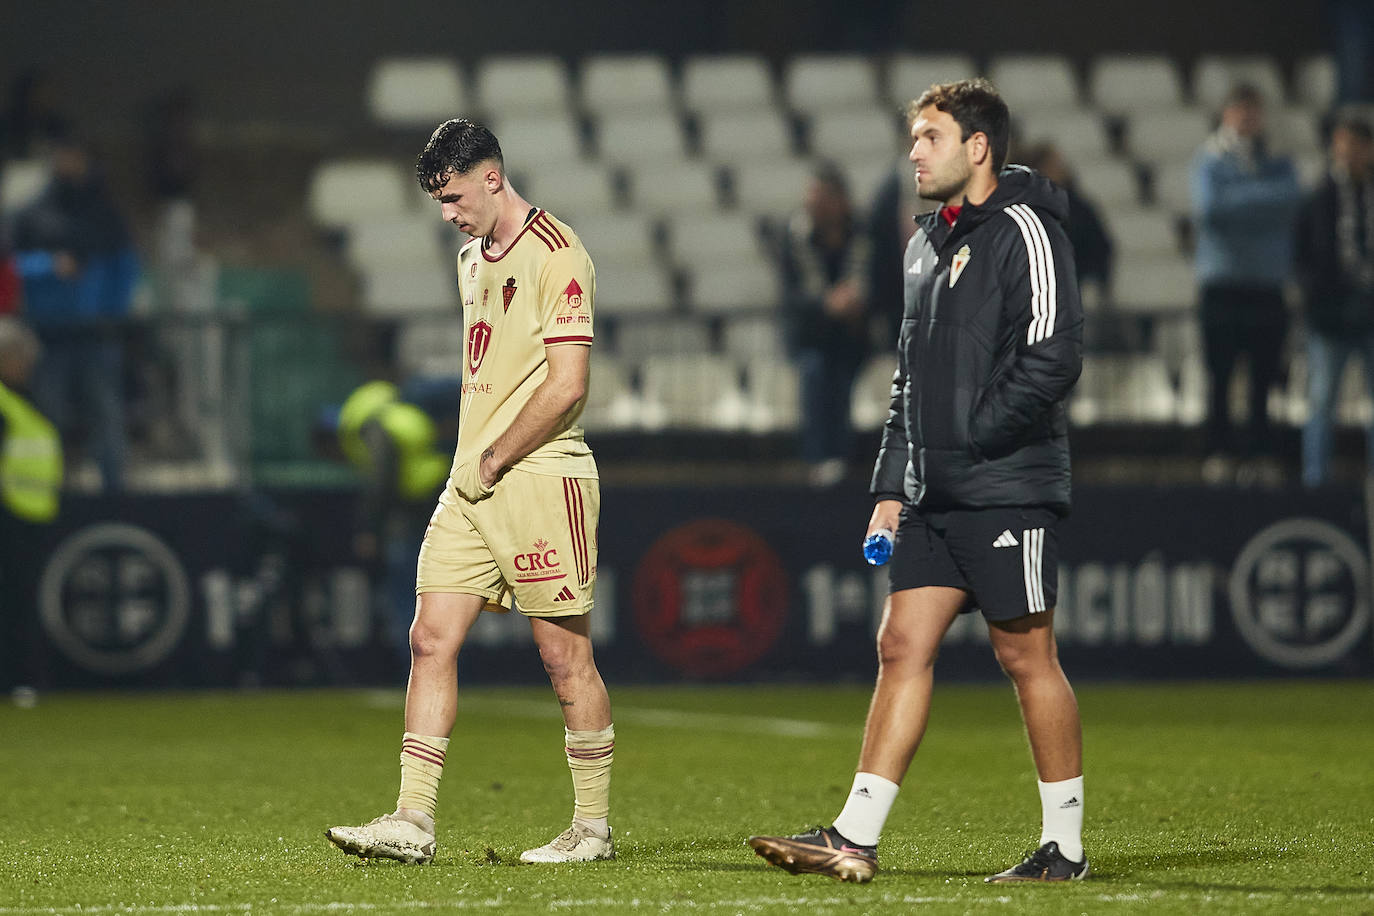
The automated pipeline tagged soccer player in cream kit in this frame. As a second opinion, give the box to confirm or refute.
[328,119,614,866]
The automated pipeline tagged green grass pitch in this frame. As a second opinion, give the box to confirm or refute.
[2,681,1371,914]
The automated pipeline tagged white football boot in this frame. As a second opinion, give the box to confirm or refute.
[519,822,615,863]
[325,812,436,864]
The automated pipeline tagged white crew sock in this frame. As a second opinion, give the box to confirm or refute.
[1038,775,1084,862]
[831,772,900,847]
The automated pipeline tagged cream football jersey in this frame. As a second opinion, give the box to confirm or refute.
[453,208,597,479]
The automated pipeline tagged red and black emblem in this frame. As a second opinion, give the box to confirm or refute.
[467,319,493,375]
[502,277,517,312]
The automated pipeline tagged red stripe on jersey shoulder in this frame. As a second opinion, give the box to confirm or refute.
[537,214,570,248]
[544,335,593,345]
[528,217,560,251]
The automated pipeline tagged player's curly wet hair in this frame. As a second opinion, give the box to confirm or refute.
[415,118,504,192]
[908,78,1011,172]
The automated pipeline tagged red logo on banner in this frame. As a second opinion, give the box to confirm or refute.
[562,278,584,309]
[502,277,517,312]
[632,519,788,678]
[467,320,493,375]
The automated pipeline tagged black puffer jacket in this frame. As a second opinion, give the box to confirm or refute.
[870,167,1083,515]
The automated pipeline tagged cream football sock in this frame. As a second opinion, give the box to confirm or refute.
[396,732,449,823]
[565,725,614,837]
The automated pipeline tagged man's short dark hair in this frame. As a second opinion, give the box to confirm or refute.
[1224,82,1264,109]
[415,118,503,192]
[908,78,1011,172]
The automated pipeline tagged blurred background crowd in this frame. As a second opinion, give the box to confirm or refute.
[2,0,1373,496]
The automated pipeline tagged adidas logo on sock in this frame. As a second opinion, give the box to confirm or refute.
[993,530,1019,548]
[853,787,872,798]
[553,586,576,602]
[1060,796,1080,808]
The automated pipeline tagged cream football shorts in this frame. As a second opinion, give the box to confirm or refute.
[416,466,598,617]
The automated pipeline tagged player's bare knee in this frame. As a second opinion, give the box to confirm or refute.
[876,624,937,672]
[409,617,461,660]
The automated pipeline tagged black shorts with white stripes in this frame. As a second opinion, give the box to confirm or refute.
[888,506,1060,621]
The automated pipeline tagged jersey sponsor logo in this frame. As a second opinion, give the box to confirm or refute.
[908,260,923,275]
[553,585,577,602]
[949,244,971,288]
[514,537,566,582]
[502,277,517,312]
[469,262,479,280]
[562,278,585,309]
[467,319,493,375]
[993,529,1019,548]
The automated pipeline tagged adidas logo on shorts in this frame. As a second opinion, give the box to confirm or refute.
[993,530,1019,548]
[553,586,577,602]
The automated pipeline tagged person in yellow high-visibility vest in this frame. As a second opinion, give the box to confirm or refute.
[0,317,62,699]
[335,379,455,674]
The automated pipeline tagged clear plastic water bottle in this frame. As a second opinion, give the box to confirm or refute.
[862,528,894,566]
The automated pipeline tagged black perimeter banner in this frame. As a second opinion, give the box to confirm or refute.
[10,483,1370,687]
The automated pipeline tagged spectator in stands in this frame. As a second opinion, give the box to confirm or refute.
[1296,110,1374,487]
[0,68,69,160]
[1331,0,1374,103]
[1191,83,1301,471]
[1024,142,1115,308]
[778,161,873,486]
[0,316,62,699]
[10,134,138,492]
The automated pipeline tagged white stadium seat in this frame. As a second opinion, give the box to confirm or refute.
[616,318,712,356]
[593,261,676,316]
[573,213,662,266]
[345,217,450,272]
[742,358,801,432]
[1104,207,1183,258]
[594,111,688,165]
[475,56,572,117]
[1192,55,1288,109]
[581,355,645,432]
[625,161,723,215]
[1113,254,1196,314]
[640,354,746,429]
[730,159,815,219]
[362,267,459,315]
[888,54,979,108]
[520,159,619,222]
[698,110,797,161]
[1089,55,1184,113]
[681,55,775,114]
[308,160,417,228]
[395,317,465,378]
[1125,108,1215,164]
[1295,55,1337,109]
[580,54,674,116]
[367,58,466,128]
[851,353,900,431]
[686,257,780,314]
[987,55,1080,111]
[489,113,585,165]
[0,158,49,215]
[1072,158,1143,209]
[809,107,904,162]
[722,315,788,361]
[1015,109,1112,163]
[666,212,765,267]
[785,55,880,114]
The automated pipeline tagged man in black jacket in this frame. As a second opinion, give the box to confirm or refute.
[749,79,1085,884]
[1297,111,1374,487]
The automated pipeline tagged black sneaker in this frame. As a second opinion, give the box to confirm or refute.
[747,826,878,883]
[985,841,1089,883]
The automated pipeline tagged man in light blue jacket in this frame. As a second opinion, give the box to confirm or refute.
[1191,83,1300,466]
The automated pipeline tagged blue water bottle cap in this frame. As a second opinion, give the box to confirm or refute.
[862,528,894,566]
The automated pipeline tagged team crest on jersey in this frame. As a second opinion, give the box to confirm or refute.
[467,319,493,375]
[949,245,972,288]
[502,277,517,312]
